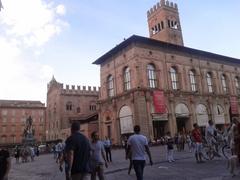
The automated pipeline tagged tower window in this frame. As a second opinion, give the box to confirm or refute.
[158,23,161,31]
[168,20,171,27]
[66,102,72,111]
[161,21,164,29]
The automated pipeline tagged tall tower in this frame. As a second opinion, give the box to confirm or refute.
[147,0,184,46]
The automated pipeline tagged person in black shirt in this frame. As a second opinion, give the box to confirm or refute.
[65,122,91,180]
[0,147,11,180]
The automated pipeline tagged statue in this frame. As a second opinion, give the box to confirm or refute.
[22,116,35,144]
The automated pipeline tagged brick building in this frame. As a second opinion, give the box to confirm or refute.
[46,77,99,141]
[0,100,45,145]
[93,0,240,145]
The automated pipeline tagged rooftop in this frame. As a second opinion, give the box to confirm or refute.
[0,100,45,108]
[93,35,240,66]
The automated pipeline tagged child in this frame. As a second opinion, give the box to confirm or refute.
[165,132,175,162]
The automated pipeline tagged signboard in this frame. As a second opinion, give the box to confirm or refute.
[197,115,208,127]
[120,115,134,134]
[152,113,168,121]
[153,91,166,113]
[230,96,238,114]
[214,115,225,124]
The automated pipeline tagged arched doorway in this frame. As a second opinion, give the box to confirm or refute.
[214,105,225,130]
[196,104,209,133]
[151,103,168,139]
[119,106,134,137]
[175,103,190,133]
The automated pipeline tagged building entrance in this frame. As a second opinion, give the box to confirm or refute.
[153,121,166,139]
[176,117,188,133]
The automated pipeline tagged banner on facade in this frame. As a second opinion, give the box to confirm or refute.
[153,90,166,113]
[230,96,238,114]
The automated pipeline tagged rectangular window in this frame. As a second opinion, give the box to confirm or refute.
[124,71,131,91]
[2,126,6,133]
[2,110,7,116]
[108,77,114,97]
[12,110,16,116]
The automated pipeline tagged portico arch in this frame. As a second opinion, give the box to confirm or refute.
[119,106,134,136]
[196,104,209,127]
[175,103,190,132]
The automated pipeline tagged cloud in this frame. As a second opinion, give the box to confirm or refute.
[0,0,67,102]
[56,4,66,16]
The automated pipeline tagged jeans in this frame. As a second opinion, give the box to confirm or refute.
[105,147,112,162]
[132,160,145,180]
[91,164,105,180]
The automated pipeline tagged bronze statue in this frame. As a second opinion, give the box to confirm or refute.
[23,116,34,138]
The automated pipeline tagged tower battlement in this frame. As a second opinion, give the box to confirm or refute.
[147,0,178,17]
[61,84,99,95]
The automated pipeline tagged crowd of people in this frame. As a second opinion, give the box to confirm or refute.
[13,145,39,163]
[0,117,240,180]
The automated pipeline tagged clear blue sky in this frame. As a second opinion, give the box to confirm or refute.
[0,0,239,103]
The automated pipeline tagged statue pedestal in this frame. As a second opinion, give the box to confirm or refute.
[22,134,35,145]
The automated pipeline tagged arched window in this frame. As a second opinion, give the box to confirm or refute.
[170,67,178,90]
[189,70,197,92]
[235,76,240,95]
[107,75,114,97]
[66,101,72,111]
[123,67,131,91]
[147,64,157,88]
[221,74,227,93]
[206,72,213,93]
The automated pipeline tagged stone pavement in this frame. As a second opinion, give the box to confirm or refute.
[8,146,240,180]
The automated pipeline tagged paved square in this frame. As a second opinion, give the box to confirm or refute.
[9,146,240,180]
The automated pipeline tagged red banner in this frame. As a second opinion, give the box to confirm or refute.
[230,96,238,114]
[153,91,166,113]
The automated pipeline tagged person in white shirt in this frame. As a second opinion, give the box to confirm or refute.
[205,120,221,157]
[126,125,153,180]
[90,131,108,180]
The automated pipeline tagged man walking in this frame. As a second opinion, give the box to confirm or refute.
[0,147,11,180]
[65,122,91,180]
[126,125,153,180]
[104,137,112,162]
[90,132,108,180]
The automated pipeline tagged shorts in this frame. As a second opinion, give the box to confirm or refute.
[194,142,203,154]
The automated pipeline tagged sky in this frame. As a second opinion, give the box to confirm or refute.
[0,0,240,103]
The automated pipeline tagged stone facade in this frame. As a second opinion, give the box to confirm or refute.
[0,100,45,145]
[46,77,99,141]
[93,1,240,145]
